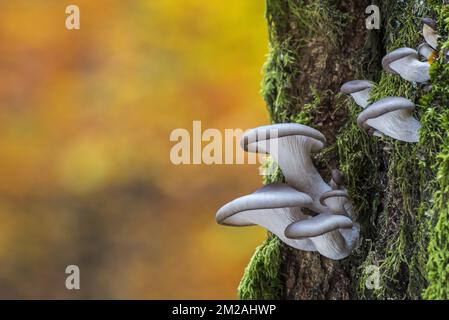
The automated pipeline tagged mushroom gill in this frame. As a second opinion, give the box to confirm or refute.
[285,213,360,260]
[382,48,430,83]
[357,97,421,143]
[241,123,331,212]
[422,17,439,50]
[216,183,316,251]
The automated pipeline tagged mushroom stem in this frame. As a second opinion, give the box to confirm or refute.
[274,135,331,212]
[242,124,332,212]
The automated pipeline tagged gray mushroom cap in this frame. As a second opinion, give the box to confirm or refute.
[418,43,436,61]
[285,213,352,239]
[320,189,351,216]
[382,48,418,74]
[285,213,359,260]
[340,80,374,109]
[216,183,312,226]
[357,97,421,142]
[340,80,374,94]
[423,18,438,49]
[382,47,431,83]
[357,97,415,129]
[241,123,331,213]
[422,17,437,30]
[331,169,345,187]
[241,123,326,154]
[216,183,316,251]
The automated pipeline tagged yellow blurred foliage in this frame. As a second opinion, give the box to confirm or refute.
[0,0,269,298]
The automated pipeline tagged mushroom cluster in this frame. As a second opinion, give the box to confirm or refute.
[382,18,438,83]
[216,17,439,262]
[216,123,360,260]
[340,18,438,143]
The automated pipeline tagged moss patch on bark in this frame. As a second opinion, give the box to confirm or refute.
[238,0,449,300]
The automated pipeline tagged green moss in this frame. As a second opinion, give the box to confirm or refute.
[239,0,349,300]
[339,0,431,300]
[420,2,449,299]
[350,0,449,300]
[238,236,284,300]
[262,0,348,123]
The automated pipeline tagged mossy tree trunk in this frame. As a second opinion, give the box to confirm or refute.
[238,0,449,300]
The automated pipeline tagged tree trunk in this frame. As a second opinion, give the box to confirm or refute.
[238,0,449,300]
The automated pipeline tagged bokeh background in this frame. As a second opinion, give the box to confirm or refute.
[0,0,268,299]
[0,0,270,298]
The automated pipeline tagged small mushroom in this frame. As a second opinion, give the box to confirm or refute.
[382,48,430,83]
[285,213,360,260]
[418,43,437,63]
[340,80,374,108]
[357,97,421,142]
[319,190,350,216]
[241,123,331,212]
[330,168,345,189]
[422,18,439,50]
[216,183,316,251]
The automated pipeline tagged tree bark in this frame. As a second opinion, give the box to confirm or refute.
[239,0,449,300]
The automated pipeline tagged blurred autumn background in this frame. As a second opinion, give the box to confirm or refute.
[0,0,270,298]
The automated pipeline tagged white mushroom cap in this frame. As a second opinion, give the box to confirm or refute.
[422,18,438,50]
[285,213,359,260]
[382,48,430,83]
[319,190,350,216]
[340,80,375,108]
[357,97,421,142]
[241,124,331,212]
[418,43,436,61]
[216,183,316,251]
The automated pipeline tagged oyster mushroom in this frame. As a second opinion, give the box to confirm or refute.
[319,190,350,216]
[241,123,331,212]
[382,48,430,83]
[422,17,439,50]
[418,43,437,63]
[285,213,360,260]
[357,97,421,142]
[329,169,345,190]
[324,169,352,216]
[340,80,374,108]
[216,183,316,251]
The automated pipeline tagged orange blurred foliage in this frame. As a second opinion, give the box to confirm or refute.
[0,0,269,298]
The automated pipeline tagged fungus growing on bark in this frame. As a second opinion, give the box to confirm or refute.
[422,17,439,50]
[319,190,350,216]
[285,213,359,260]
[216,183,316,251]
[340,80,374,108]
[382,48,430,83]
[357,97,421,142]
[330,169,345,189]
[241,123,331,212]
[418,43,437,63]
